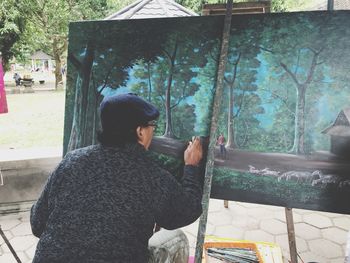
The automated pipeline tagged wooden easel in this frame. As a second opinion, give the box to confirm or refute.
[286,208,298,263]
[194,1,233,262]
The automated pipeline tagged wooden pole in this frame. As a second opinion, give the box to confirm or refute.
[194,1,233,262]
[327,0,334,11]
[285,208,298,263]
[0,225,22,263]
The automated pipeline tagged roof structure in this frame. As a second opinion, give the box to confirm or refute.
[322,108,350,137]
[105,0,198,20]
[30,50,52,60]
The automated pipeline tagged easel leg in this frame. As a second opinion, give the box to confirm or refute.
[194,1,233,262]
[285,207,298,263]
[0,225,22,263]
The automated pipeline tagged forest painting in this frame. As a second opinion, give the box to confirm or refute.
[63,16,223,177]
[211,11,350,214]
[64,12,350,215]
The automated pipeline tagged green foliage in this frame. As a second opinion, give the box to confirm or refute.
[0,0,26,70]
[106,0,135,14]
[271,0,304,12]
[176,0,310,14]
[16,0,111,88]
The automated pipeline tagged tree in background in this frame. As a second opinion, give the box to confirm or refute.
[175,0,307,14]
[0,0,320,78]
[20,0,110,89]
[0,0,26,71]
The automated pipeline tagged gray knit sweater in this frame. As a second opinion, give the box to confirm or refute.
[30,143,202,263]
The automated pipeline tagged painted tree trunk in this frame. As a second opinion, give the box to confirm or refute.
[163,43,178,138]
[225,53,240,148]
[92,93,103,145]
[164,67,175,138]
[83,82,97,146]
[281,48,321,155]
[67,43,95,152]
[226,84,235,148]
[292,86,306,154]
[147,62,152,102]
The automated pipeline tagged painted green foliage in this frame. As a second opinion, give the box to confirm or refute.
[64,16,223,153]
[65,12,350,213]
[212,12,350,214]
[219,12,350,154]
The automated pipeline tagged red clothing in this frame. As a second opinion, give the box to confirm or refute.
[0,61,8,114]
[217,135,225,145]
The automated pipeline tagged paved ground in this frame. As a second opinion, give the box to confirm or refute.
[0,199,349,263]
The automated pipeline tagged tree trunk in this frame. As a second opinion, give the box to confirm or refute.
[67,43,95,151]
[52,38,63,90]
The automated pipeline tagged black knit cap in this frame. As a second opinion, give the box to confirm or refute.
[100,93,159,133]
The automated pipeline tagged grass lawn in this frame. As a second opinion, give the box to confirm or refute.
[0,91,65,150]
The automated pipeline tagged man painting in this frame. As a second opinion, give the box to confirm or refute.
[31,93,203,263]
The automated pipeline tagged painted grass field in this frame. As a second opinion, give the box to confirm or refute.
[0,91,65,150]
[211,167,350,214]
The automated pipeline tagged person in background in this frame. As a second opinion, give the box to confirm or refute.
[217,133,226,159]
[61,64,66,76]
[13,73,21,86]
[30,93,203,263]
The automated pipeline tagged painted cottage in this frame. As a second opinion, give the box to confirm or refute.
[322,108,350,156]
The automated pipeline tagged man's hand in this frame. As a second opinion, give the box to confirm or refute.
[184,137,203,166]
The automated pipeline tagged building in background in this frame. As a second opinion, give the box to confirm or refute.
[30,50,53,72]
[105,0,197,20]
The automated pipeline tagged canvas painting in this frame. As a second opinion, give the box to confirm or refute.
[65,12,350,214]
[211,11,350,214]
[64,16,224,178]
